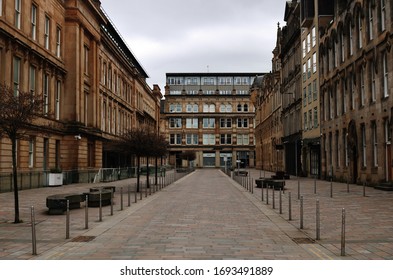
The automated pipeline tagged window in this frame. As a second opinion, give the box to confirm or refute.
[226,104,232,112]
[203,118,215,128]
[360,67,365,106]
[358,14,363,49]
[220,134,232,145]
[302,39,306,58]
[0,0,2,16]
[31,5,37,40]
[56,28,61,57]
[340,31,345,62]
[307,58,311,78]
[342,78,347,114]
[312,27,316,47]
[350,73,355,109]
[169,118,182,128]
[186,118,198,129]
[237,118,248,128]
[370,61,376,102]
[244,104,248,112]
[186,134,198,145]
[168,77,182,85]
[368,2,374,40]
[312,79,317,101]
[306,33,311,53]
[169,104,182,112]
[380,0,386,32]
[382,52,388,98]
[309,110,313,129]
[203,77,215,85]
[220,118,232,128]
[203,104,215,112]
[304,112,308,130]
[13,57,21,96]
[28,138,34,168]
[29,65,36,95]
[313,107,318,128]
[203,134,215,145]
[43,74,49,115]
[308,84,312,104]
[372,122,378,167]
[237,134,249,145]
[303,88,307,106]
[303,63,306,81]
[361,124,367,167]
[55,80,61,120]
[44,16,50,50]
[103,62,107,85]
[186,104,198,112]
[170,134,182,145]
[15,0,21,29]
[312,52,317,73]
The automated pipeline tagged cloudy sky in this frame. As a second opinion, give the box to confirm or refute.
[99,0,287,89]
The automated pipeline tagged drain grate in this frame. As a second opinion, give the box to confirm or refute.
[71,236,96,242]
[292,237,315,244]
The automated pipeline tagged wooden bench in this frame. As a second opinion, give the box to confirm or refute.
[46,193,85,215]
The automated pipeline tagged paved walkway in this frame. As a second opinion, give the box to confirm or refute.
[1,169,393,260]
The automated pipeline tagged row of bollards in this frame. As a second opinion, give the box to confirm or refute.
[29,170,184,256]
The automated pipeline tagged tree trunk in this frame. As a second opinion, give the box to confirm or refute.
[11,136,20,223]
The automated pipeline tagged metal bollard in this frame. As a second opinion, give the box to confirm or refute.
[266,186,269,205]
[66,200,70,239]
[110,189,114,216]
[297,179,300,200]
[316,199,320,240]
[347,178,350,193]
[279,188,282,214]
[31,206,37,255]
[314,177,317,194]
[272,188,275,209]
[363,181,366,197]
[261,183,264,202]
[289,192,292,221]
[300,196,304,229]
[85,195,89,229]
[128,186,131,207]
[341,208,346,256]
[99,190,102,222]
[145,182,148,198]
[120,187,124,210]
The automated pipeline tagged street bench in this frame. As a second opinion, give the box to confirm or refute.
[255,179,285,190]
[84,189,112,207]
[46,193,85,215]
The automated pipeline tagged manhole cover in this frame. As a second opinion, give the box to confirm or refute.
[71,236,96,242]
[292,237,315,244]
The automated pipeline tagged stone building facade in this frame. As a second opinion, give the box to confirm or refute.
[0,0,161,183]
[162,73,260,169]
[320,0,393,185]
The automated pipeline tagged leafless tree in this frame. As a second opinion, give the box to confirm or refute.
[0,84,44,223]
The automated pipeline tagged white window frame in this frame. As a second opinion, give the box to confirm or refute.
[31,5,37,40]
[381,0,386,32]
[15,0,21,29]
[44,16,50,50]
[56,27,61,58]
[55,80,61,120]
[43,74,50,115]
[383,52,389,98]
[369,2,374,41]
[13,57,21,96]
[28,138,34,168]
[186,118,198,129]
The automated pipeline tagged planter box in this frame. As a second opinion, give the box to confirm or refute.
[49,173,63,186]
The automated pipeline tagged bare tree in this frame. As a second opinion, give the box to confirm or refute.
[0,84,44,223]
[118,126,168,192]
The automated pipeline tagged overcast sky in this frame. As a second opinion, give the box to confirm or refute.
[99,0,287,90]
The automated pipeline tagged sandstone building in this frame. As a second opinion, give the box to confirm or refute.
[162,73,260,169]
[0,0,161,187]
